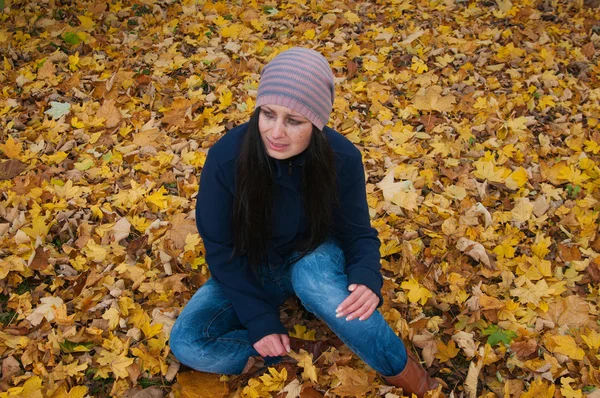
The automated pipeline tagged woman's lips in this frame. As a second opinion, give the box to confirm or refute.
[267,138,288,151]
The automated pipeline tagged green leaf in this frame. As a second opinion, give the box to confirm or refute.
[60,339,94,353]
[62,32,81,45]
[263,5,279,15]
[482,325,517,346]
[44,101,71,120]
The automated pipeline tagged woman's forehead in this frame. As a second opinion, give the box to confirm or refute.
[261,104,307,119]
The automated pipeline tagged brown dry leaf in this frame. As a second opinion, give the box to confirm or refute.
[510,339,538,360]
[557,243,581,262]
[330,367,375,397]
[175,371,228,398]
[582,42,596,59]
[456,238,492,268]
[164,213,198,250]
[162,98,193,128]
[97,99,123,128]
[412,331,438,367]
[464,361,481,398]
[532,195,549,217]
[299,386,324,398]
[2,356,21,382]
[28,246,50,271]
[110,217,132,243]
[0,159,28,180]
[546,295,592,327]
[37,60,56,80]
[452,331,479,358]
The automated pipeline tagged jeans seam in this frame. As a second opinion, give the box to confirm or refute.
[204,303,234,338]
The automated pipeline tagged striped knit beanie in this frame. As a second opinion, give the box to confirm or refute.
[256,47,335,131]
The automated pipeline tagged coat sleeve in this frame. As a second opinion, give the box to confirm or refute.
[195,150,288,345]
[332,150,384,307]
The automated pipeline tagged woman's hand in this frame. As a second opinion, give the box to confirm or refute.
[253,333,291,357]
[336,284,379,322]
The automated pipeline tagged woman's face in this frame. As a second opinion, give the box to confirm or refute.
[258,105,313,160]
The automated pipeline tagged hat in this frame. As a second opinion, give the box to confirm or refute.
[255,47,335,130]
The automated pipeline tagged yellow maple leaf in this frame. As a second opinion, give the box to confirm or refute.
[410,57,428,74]
[67,386,88,398]
[288,349,318,383]
[560,377,583,398]
[510,279,550,306]
[141,320,163,338]
[493,242,516,259]
[102,307,121,330]
[77,15,95,30]
[505,167,528,190]
[512,198,533,223]
[343,11,361,23]
[558,165,589,185]
[400,278,432,305]
[435,340,460,362]
[259,367,287,392]
[45,151,69,164]
[220,23,244,39]
[242,378,270,398]
[532,234,552,258]
[146,186,169,210]
[0,136,22,159]
[21,214,53,241]
[129,308,151,329]
[303,29,316,40]
[392,189,419,212]
[289,324,316,340]
[6,376,44,398]
[184,233,201,252]
[537,95,556,111]
[83,239,109,262]
[582,330,600,350]
[412,85,455,112]
[551,335,585,360]
[219,89,233,110]
[68,52,79,71]
[110,354,135,379]
[584,139,600,154]
[473,159,509,183]
[521,379,556,398]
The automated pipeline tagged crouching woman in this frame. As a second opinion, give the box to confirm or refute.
[170,47,438,397]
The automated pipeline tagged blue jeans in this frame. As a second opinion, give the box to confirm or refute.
[170,240,407,376]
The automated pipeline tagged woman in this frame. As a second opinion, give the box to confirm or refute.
[170,47,438,397]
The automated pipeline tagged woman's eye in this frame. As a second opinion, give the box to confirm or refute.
[287,119,300,125]
[263,111,274,118]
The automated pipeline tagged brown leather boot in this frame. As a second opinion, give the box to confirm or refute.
[383,350,439,397]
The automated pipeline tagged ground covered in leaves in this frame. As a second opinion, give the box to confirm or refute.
[1,0,600,397]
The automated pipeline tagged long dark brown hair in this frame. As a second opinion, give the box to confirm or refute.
[232,108,338,274]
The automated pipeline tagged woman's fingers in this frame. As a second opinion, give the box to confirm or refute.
[335,284,370,318]
[280,334,291,353]
[254,334,290,357]
[270,335,287,356]
[254,334,287,357]
[337,285,377,319]
[339,293,371,320]
[351,300,378,321]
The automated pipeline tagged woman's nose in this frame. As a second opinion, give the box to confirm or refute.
[271,120,286,138]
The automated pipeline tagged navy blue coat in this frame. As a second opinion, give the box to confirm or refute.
[195,123,382,345]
